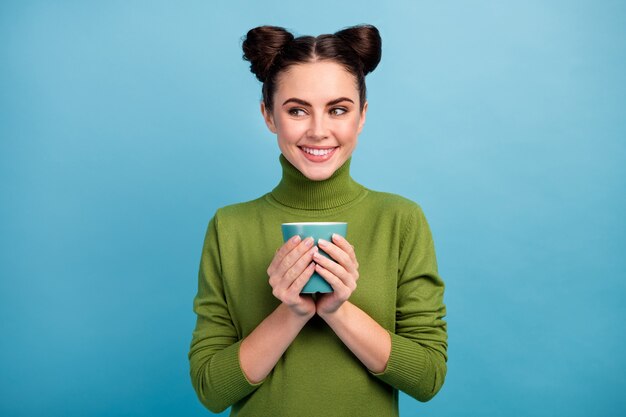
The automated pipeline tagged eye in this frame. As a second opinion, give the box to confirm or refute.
[330,107,348,116]
[288,107,307,117]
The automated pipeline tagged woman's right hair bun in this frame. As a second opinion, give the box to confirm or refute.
[334,24,382,75]
[242,26,294,82]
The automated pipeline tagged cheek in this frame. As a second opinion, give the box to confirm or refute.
[276,118,306,141]
[334,118,361,141]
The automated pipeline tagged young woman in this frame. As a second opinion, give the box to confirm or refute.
[189,24,448,417]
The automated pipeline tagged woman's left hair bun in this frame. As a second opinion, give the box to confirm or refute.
[242,26,294,82]
[334,24,382,76]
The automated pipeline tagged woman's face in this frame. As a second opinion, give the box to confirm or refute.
[261,61,367,181]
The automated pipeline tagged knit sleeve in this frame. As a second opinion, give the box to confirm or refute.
[188,212,262,413]
[371,205,448,402]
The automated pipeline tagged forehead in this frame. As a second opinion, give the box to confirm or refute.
[275,61,359,102]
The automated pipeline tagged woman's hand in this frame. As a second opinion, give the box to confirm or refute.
[313,234,360,317]
[267,235,317,318]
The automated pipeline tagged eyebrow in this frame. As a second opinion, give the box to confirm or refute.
[282,97,355,107]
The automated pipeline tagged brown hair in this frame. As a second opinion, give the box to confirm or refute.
[242,24,382,111]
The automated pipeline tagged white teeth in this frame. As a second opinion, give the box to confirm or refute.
[302,147,334,156]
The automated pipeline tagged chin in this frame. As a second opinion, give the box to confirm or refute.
[304,171,333,181]
[283,149,346,181]
[297,164,337,181]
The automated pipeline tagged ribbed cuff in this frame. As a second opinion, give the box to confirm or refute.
[370,331,428,391]
[209,340,263,407]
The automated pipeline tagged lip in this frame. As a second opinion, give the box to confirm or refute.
[298,146,338,163]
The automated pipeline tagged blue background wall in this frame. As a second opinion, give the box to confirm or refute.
[1,1,624,416]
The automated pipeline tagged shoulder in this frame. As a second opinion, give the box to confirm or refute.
[362,188,432,241]
[216,195,266,216]
[212,194,269,225]
[203,195,271,243]
[364,188,425,216]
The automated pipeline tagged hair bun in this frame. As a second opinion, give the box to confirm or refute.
[242,26,294,82]
[334,24,382,75]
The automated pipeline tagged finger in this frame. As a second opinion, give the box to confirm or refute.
[331,234,357,263]
[271,244,316,289]
[318,238,354,272]
[282,246,318,287]
[289,262,316,293]
[268,235,301,274]
[276,237,315,277]
[315,263,356,295]
[312,249,347,280]
[274,261,316,305]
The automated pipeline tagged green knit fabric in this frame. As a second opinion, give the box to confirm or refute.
[189,155,448,416]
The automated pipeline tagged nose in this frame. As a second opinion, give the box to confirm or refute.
[306,114,329,140]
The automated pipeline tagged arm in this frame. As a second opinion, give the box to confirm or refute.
[188,214,254,413]
[189,217,317,412]
[311,234,391,373]
[239,236,318,383]
[315,207,448,402]
[318,301,391,373]
[239,303,312,383]
[373,205,448,402]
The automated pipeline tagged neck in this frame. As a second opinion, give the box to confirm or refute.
[270,154,364,210]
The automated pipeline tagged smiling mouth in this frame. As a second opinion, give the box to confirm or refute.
[299,146,337,156]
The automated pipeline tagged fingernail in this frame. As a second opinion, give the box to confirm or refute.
[305,237,314,246]
[291,235,301,243]
[332,233,342,241]
[318,238,328,246]
[310,246,318,255]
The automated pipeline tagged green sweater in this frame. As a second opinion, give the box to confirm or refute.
[189,155,448,416]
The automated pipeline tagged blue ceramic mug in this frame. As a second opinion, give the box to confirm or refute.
[281,222,348,293]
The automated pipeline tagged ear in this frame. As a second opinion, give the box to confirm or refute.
[357,101,368,134]
[261,102,277,134]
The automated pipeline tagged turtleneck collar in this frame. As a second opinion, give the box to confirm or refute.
[270,154,365,210]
